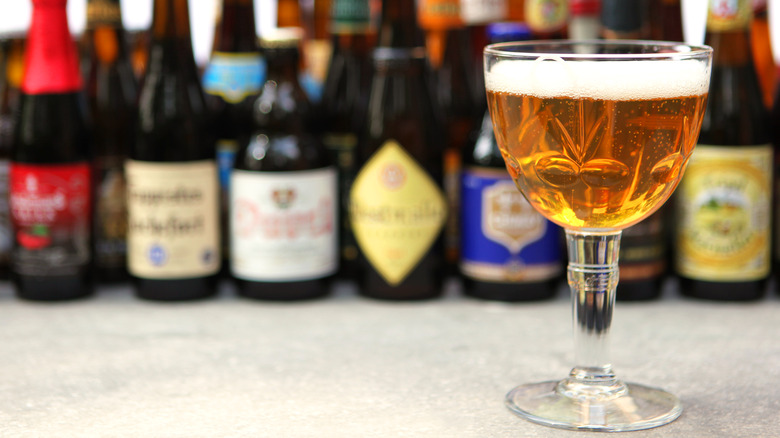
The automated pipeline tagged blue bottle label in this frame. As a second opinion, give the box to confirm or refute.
[203,52,265,104]
[460,167,562,282]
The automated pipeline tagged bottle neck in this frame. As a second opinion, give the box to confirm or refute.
[213,0,257,53]
[378,0,425,48]
[265,48,301,81]
[23,2,82,94]
[151,0,193,42]
[705,0,753,66]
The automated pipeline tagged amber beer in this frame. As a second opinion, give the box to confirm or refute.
[485,59,709,230]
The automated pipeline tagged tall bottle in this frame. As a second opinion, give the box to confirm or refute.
[675,0,772,300]
[202,0,263,273]
[420,0,481,272]
[376,0,426,48]
[601,0,666,301]
[128,0,220,300]
[319,0,374,279]
[0,35,25,279]
[460,22,562,302]
[350,47,447,300]
[648,0,684,42]
[231,29,337,300]
[11,0,93,300]
[83,0,136,284]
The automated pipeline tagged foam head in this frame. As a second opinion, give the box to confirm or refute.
[485,57,710,100]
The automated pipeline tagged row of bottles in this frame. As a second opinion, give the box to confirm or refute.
[0,0,778,303]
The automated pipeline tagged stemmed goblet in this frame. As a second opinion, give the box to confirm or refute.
[484,41,712,431]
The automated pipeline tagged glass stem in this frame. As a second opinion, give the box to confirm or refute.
[558,229,626,401]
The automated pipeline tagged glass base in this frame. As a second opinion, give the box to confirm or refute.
[506,379,682,432]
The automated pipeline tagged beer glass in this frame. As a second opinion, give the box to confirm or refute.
[484,41,712,431]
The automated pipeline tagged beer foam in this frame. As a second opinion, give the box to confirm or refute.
[485,59,710,100]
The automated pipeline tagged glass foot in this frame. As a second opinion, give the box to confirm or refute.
[506,380,682,432]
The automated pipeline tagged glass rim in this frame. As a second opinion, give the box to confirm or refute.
[484,40,713,61]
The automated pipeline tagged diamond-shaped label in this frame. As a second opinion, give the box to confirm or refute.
[350,140,447,285]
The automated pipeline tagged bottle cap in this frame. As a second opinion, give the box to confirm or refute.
[570,0,600,16]
[259,27,303,49]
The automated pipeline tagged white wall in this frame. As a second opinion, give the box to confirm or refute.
[0,0,276,66]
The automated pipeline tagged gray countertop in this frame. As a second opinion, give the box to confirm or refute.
[1,279,778,437]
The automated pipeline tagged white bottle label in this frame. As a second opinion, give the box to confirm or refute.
[230,167,338,281]
[126,160,221,279]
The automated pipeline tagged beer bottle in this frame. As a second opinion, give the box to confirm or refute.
[460,22,562,302]
[525,0,569,39]
[83,0,136,283]
[420,0,481,272]
[11,0,93,300]
[128,0,220,301]
[231,29,337,300]
[675,0,772,300]
[0,35,25,279]
[601,0,667,301]
[202,0,264,273]
[319,0,374,279]
[350,47,447,300]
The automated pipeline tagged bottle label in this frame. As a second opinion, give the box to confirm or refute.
[460,167,561,282]
[126,160,221,279]
[619,211,666,281]
[0,160,13,265]
[525,0,569,33]
[331,0,372,33]
[675,144,772,281]
[202,52,265,104]
[350,140,447,285]
[86,0,122,28]
[94,159,127,270]
[230,167,337,281]
[216,139,238,190]
[460,0,507,24]
[9,162,91,276]
[707,0,751,32]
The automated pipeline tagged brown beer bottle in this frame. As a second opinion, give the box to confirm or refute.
[127,0,220,300]
[231,29,337,300]
[11,0,93,300]
[202,0,263,272]
[601,0,667,301]
[675,0,771,300]
[648,0,684,42]
[460,22,562,302]
[319,0,374,279]
[419,0,481,272]
[83,0,137,284]
[350,47,447,300]
[0,35,24,279]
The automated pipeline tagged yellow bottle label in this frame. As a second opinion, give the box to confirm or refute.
[350,140,447,285]
[675,144,772,281]
[525,0,568,33]
[707,0,751,32]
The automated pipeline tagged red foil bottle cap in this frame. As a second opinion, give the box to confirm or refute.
[22,0,82,94]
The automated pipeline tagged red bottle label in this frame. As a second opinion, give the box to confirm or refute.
[9,163,92,275]
[23,2,82,94]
